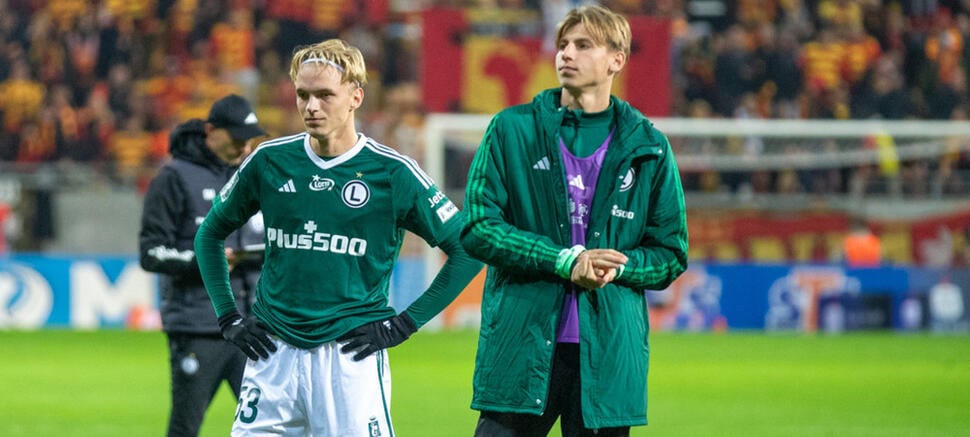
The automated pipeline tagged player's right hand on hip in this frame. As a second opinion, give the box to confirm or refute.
[218,312,278,361]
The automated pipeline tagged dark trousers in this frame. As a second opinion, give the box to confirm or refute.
[166,333,247,437]
[473,343,630,437]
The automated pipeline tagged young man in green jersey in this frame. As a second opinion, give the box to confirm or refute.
[461,5,689,436]
[194,39,483,436]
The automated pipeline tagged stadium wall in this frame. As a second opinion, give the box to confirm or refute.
[1,254,966,333]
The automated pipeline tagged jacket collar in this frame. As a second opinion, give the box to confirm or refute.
[531,88,656,155]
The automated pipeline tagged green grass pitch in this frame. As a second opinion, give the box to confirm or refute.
[0,329,967,436]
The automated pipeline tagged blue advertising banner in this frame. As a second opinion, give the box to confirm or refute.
[906,268,970,332]
[0,254,426,330]
[1,254,967,332]
[646,263,917,332]
[0,255,156,329]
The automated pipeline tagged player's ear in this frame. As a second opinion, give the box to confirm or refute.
[351,86,364,111]
[609,50,627,75]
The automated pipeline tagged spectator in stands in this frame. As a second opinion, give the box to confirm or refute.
[759,24,803,118]
[0,59,44,136]
[817,0,863,30]
[676,37,717,114]
[210,8,258,101]
[927,65,968,119]
[851,55,912,119]
[841,24,882,87]
[110,114,153,186]
[106,63,134,122]
[49,84,99,162]
[800,26,846,105]
[14,120,56,163]
[924,8,964,86]
[0,0,969,201]
[714,25,756,116]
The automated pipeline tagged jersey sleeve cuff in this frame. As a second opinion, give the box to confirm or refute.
[555,245,585,279]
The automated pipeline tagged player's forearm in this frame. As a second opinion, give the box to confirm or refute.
[613,245,687,290]
[403,236,484,327]
[194,217,237,318]
[461,217,562,277]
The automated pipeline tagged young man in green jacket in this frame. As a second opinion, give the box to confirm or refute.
[461,5,689,436]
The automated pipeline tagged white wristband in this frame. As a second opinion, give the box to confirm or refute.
[555,245,585,279]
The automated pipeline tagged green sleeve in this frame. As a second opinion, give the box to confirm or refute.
[402,214,484,328]
[194,162,261,318]
[460,116,566,276]
[194,211,238,318]
[387,152,485,328]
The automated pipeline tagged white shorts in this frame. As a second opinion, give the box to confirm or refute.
[231,337,394,437]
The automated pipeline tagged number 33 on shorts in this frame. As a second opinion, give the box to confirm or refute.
[235,385,262,424]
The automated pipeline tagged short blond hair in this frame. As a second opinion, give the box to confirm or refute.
[555,5,631,58]
[288,39,368,87]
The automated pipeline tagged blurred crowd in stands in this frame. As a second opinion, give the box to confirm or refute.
[670,0,970,121]
[666,0,970,197]
[0,0,968,195]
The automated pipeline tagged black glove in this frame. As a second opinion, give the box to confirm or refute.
[218,312,278,361]
[338,313,418,361]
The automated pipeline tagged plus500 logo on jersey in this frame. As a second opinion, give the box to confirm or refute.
[266,227,367,256]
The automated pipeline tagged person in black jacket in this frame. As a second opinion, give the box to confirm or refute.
[138,94,267,437]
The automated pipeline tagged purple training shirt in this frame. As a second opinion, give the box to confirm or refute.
[556,131,612,343]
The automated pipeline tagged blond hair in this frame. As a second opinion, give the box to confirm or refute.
[288,39,368,87]
[555,5,631,58]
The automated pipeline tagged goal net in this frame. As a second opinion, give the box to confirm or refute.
[424,114,970,201]
[417,114,970,284]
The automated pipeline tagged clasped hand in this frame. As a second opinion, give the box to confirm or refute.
[570,249,628,289]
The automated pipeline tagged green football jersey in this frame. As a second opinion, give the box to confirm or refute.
[203,133,464,348]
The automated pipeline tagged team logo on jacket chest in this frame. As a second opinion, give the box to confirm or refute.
[619,168,636,192]
[309,175,335,191]
[342,180,370,208]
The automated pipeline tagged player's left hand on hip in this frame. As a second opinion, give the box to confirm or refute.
[338,313,418,361]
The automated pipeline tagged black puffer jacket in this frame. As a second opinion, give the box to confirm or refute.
[138,119,262,334]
